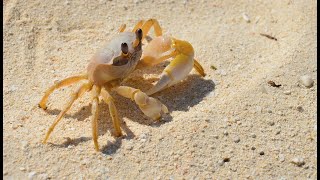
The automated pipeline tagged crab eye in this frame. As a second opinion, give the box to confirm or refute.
[121,43,128,55]
[135,28,143,40]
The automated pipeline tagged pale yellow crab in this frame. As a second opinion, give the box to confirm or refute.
[39,19,205,151]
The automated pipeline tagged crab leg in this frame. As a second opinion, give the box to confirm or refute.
[100,88,123,137]
[193,59,206,77]
[38,74,88,110]
[42,82,92,144]
[140,19,163,39]
[132,20,144,32]
[118,24,126,33]
[90,85,101,151]
[113,86,168,120]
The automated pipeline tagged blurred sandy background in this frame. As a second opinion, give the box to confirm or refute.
[3,0,317,179]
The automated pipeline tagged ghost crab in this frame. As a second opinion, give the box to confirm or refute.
[39,19,205,151]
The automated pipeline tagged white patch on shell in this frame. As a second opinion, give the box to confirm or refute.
[95,32,137,65]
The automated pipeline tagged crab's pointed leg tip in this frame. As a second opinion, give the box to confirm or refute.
[94,147,100,152]
[38,103,47,110]
[114,132,123,137]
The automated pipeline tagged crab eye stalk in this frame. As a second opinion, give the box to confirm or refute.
[136,28,143,41]
[133,28,143,48]
[121,43,129,56]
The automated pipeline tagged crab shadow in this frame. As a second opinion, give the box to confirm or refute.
[48,136,92,148]
[44,102,135,153]
[44,69,215,154]
[99,73,215,155]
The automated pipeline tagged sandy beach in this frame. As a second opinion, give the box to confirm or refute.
[4,0,317,179]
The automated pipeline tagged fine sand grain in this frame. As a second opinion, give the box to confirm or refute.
[4,0,317,179]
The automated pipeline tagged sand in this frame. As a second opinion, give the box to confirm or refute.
[3,0,317,179]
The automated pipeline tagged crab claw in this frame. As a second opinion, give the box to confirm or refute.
[145,38,196,95]
[114,86,168,120]
[134,91,169,120]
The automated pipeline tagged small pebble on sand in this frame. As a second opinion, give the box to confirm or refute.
[218,160,224,166]
[139,133,148,142]
[268,121,275,126]
[284,90,291,95]
[8,85,18,93]
[223,131,229,136]
[233,137,240,143]
[217,69,227,76]
[300,75,314,88]
[297,106,304,112]
[291,157,305,167]
[126,144,133,150]
[21,141,28,149]
[19,167,26,171]
[242,13,251,23]
[251,133,256,138]
[223,157,230,162]
[279,154,285,162]
[81,159,88,165]
[259,151,265,155]
[177,135,184,140]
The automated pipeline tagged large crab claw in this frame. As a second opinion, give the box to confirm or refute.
[138,36,205,95]
[114,86,168,120]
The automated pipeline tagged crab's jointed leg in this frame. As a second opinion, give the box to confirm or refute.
[90,85,101,151]
[42,82,93,144]
[193,59,206,77]
[131,19,163,48]
[113,86,168,120]
[140,19,163,39]
[38,74,88,110]
[131,18,163,42]
[130,19,163,41]
[118,24,126,33]
[132,20,144,33]
[100,88,123,137]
